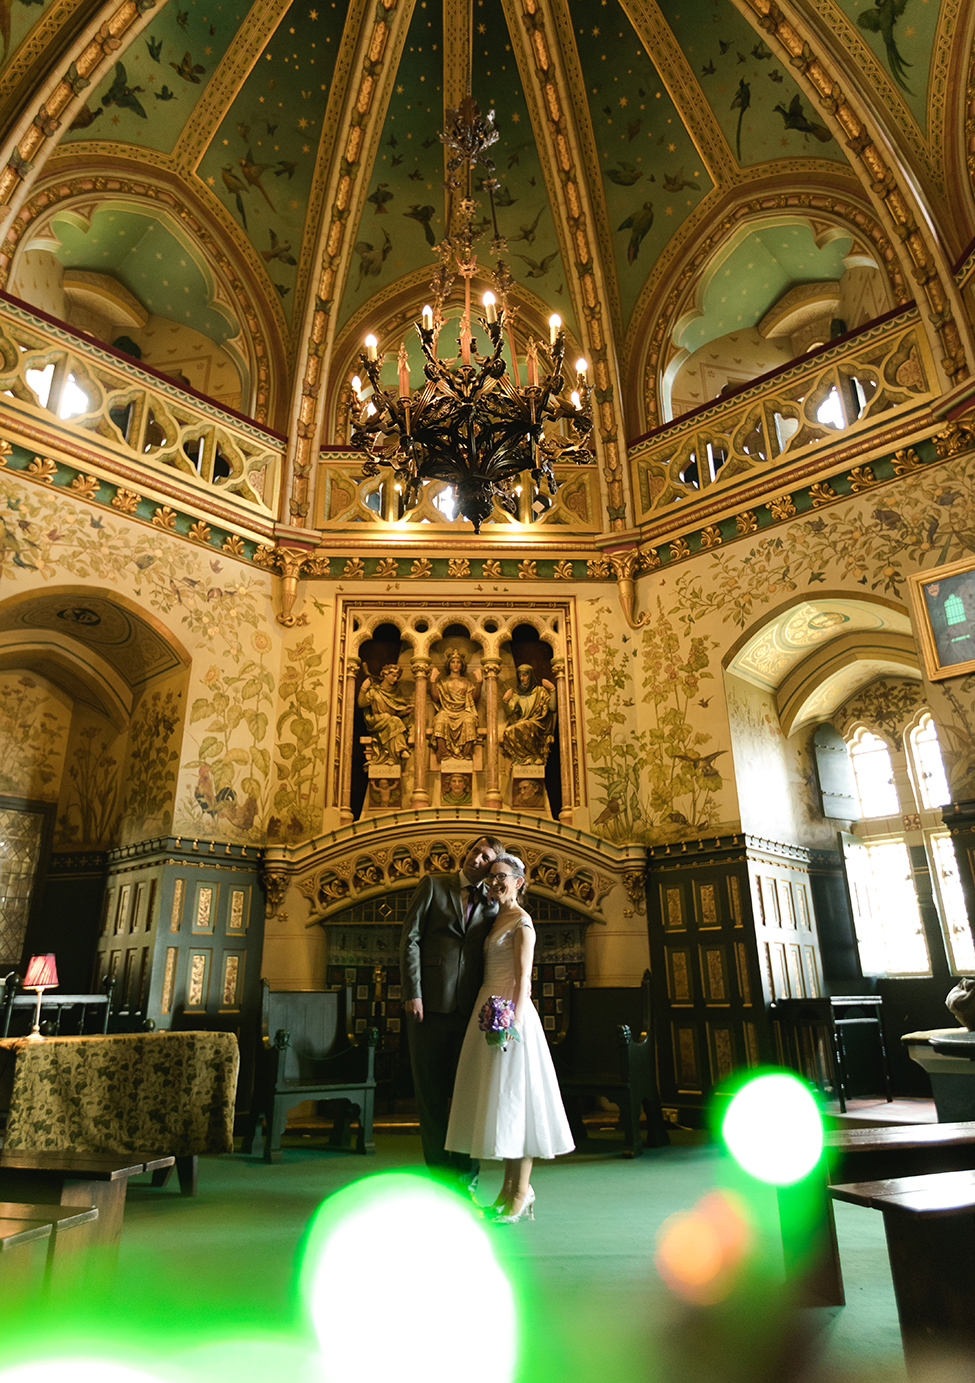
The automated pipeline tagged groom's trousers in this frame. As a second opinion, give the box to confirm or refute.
[407,1006,479,1184]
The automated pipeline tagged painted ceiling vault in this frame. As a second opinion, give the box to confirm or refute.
[0,0,968,474]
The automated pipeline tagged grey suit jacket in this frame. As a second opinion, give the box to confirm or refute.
[399,871,498,1016]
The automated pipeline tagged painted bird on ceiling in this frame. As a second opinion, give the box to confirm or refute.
[773,94,833,142]
[69,104,102,130]
[239,150,276,209]
[511,206,545,244]
[618,201,654,265]
[146,36,162,61]
[170,51,206,83]
[221,165,249,229]
[731,78,750,161]
[403,204,436,245]
[857,0,912,92]
[606,161,642,186]
[367,182,393,213]
[261,230,296,265]
[354,229,393,290]
[663,167,700,192]
[102,63,147,119]
[514,250,558,278]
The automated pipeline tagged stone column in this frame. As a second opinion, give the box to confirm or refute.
[482,658,503,809]
[410,657,431,808]
[552,656,573,825]
[339,655,360,825]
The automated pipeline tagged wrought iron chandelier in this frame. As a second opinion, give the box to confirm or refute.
[350,89,595,533]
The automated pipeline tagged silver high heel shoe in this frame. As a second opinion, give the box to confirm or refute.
[493,1186,535,1224]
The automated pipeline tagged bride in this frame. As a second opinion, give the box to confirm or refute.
[445,852,574,1222]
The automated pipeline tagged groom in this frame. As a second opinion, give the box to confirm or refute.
[400,834,503,1189]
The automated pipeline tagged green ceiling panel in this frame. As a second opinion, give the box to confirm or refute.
[196,0,348,324]
[337,0,577,343]
[575,2,714,331]
[336,0,447,335]
[832,0,939,129]
[50,207,239,344]
[666,0,849,169]
[677,223,852,354]
[63,0,247,152]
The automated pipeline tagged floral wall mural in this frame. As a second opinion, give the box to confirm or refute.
[583,599,731,843]
[268,632,330,843]
[1,472,275,845]
[0,671,70,801]
[117,678,185,846]
[55,709,126,848]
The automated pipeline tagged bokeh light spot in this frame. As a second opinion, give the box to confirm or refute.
[655,1189,753,1304]
[721,1072,823,1185]
[300,1173,517,1383]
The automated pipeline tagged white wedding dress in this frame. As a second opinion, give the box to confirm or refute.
[446,915,575,1161]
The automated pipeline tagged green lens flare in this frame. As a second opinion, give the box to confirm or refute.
[300,1173,517,1383]
[721,1072,823,1185]
[0,1365,164,1383]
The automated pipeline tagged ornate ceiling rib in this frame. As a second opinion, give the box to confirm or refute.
[740,0,972,388]
[173,0,289,174]
[284,0,416,528]
[0,0,158,236]
[505,0,632,531]
[625,0,737,186]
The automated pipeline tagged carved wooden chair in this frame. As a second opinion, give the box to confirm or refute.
[242,981,377,1161]
[550,970,669,1156]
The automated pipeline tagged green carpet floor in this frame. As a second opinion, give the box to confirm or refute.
[4,1134,908,1383]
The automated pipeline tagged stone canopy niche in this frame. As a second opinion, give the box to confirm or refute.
[333,600,581,824]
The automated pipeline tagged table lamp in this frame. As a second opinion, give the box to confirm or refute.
[24,953,58,1042]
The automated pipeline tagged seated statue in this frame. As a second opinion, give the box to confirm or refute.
[501,665,556,765]
[358,663,412,765]
[429,648,481,761]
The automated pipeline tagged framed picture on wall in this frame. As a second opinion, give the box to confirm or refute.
[908,557,975,679]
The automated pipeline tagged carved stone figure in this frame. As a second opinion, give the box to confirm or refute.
[429,648,481,761]
[501,664,556,765]
[442,771,472,805]
[358,663,412,765]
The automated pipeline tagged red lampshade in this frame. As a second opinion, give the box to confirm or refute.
[24,954,58,989]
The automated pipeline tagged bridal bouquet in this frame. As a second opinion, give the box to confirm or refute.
[478,995,520,1051]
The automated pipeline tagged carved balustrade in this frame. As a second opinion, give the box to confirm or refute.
[315,448,603,534]
[0,296,282,521]
[631,309,939,523]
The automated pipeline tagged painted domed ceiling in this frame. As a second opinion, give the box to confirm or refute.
[0,0,966,452]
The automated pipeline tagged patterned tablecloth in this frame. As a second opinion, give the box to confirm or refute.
[0,1031,238,1156]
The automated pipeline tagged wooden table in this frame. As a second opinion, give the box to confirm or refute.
[778,1120,975,1307]
[830,1168,975,1372]
[0,1151,173,1280]
[0,1030,238,1196]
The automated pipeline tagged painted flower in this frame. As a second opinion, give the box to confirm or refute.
[203,665,221,687]
[252,631,272,653]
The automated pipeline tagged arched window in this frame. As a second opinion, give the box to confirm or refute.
[908,712,950,810]
[849,728,898,817]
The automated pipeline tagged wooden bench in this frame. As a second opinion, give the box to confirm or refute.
[0,1151,174,1280]
[0,1209,54,1308]
[778,1120,975,1307]
[549,970,669,1157]
[0,1201,99,1298]
[242,981,377,1162]
[830,1168,975,1372]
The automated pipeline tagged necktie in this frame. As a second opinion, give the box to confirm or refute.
[465,885,478,923]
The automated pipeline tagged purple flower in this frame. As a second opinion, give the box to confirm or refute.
[478,996,520,1049]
